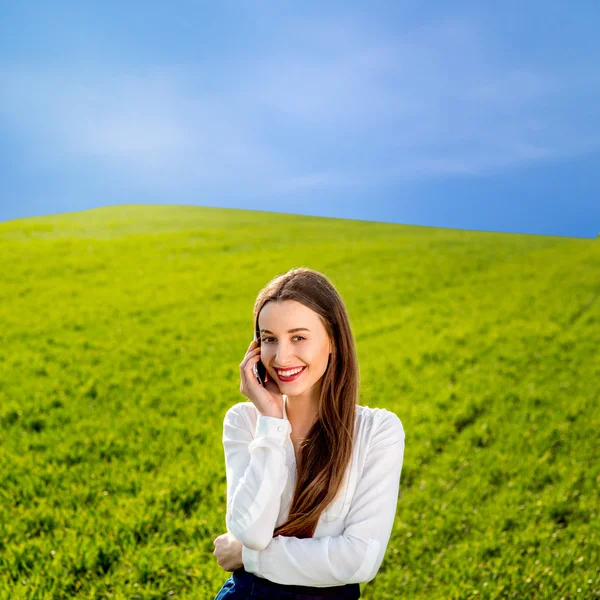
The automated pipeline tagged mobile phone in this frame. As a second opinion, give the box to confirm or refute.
[253,330,267,387]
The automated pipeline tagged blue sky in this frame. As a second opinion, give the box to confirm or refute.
[1,1,599,238]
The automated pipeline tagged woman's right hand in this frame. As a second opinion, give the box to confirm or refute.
[239,339,285,419]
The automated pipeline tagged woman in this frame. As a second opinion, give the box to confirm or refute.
[213,267,406,599]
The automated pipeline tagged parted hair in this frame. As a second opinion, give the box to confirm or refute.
[253,266,359,539]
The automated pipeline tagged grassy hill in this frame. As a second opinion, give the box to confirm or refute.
[0,205,598,599]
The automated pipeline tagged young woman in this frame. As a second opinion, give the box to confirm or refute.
[213,267,406,599]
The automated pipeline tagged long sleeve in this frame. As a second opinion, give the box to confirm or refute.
[241,410,405,586]
[223,403,292,550]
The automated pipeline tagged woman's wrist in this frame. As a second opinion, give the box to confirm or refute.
[258,409,284,419]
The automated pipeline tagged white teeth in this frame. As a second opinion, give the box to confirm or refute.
[277,367,305,377]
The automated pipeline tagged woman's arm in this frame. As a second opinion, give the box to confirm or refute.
[223,403,292,550]
[241,411,406,586]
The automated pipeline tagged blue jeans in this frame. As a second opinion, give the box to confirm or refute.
[214,567,361,599]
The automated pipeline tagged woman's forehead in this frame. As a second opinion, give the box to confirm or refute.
[259,300,323,330]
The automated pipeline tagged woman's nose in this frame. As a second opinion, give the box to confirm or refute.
[276,349,295,365]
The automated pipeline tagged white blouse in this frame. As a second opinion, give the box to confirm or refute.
[222,394,406,587]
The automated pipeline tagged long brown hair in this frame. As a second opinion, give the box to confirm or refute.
[253,267,359,539]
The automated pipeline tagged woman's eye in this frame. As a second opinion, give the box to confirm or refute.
[261,336,305,344]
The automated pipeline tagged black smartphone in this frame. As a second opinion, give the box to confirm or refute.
[253,329,267,386]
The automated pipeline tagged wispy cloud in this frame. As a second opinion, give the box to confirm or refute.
[1,14,598,197]
[0,66,288,192]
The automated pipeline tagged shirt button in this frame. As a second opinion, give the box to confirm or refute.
[277,426,282,432]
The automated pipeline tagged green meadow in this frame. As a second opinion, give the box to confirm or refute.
[0,204,598,600]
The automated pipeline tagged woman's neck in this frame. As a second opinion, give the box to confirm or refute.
[284,394,319,437]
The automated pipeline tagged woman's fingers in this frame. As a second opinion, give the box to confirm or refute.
[242,354,261,386]
[239,347,260,370]
[240,349,262,393]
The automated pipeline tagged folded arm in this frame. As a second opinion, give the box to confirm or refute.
[242,410,406,586]
[223,403,292,550]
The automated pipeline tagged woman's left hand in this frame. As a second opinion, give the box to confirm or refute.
[213,532,243,572]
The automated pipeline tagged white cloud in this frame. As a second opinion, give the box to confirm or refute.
[0,66,289,185]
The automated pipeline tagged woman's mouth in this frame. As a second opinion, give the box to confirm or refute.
[275,366,307,382]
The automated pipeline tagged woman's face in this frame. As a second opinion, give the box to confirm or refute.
[258,299,332,395]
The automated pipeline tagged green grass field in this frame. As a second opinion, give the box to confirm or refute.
[0,205,598,599]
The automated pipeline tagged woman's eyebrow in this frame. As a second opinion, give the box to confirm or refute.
[260,327,311,334]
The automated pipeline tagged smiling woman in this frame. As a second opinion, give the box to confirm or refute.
[258,299,333,423]
[213,267,406,599]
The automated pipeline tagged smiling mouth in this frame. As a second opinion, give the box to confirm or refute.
[275,366,307,381]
